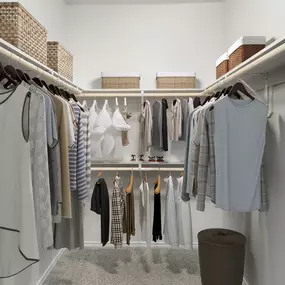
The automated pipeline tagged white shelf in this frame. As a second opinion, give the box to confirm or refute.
[80,88,204,98]
[203,37,285,95]
[0,39,83,94]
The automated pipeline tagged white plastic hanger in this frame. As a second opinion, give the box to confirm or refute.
[115,97,119,107]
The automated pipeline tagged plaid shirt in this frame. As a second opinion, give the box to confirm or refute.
[196,106,268,212]
[81,110,91,191]
[111,176,126,248]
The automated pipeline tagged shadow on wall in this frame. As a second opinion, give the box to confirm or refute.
[91,78,102,89]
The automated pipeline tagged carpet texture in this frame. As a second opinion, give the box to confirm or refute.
[44,248,202,285]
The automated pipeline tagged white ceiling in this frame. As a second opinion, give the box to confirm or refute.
[65,0,223,4]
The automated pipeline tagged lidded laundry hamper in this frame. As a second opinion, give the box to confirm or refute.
[47,41,73,81]
[198,228,246,285]
[156,72,196,89]
[216,53,229,79]
[228,36,266,70]
[0,2,48,64]
[101,72,140,89]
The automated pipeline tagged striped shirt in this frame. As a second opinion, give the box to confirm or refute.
[81,110,91,191]
[69,103,87,201]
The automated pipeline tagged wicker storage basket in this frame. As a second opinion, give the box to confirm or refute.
[47,41,73,81]
[101,73,140,89]
[228,36,266,70]
[156,72,196,89]
[0,2,47,64]
[216,53,229,79]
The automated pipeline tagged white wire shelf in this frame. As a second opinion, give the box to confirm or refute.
[202,37,285,96]
[79,88,204,98]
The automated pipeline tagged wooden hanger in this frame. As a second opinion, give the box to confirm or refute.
[154,174,161,194]
[97,172,103,178]
[126,170,134,194]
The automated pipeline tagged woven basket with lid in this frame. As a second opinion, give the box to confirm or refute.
[0,2,48,64]
[101,73,140,89]
[47,41,73,81]
[156,72,196,89]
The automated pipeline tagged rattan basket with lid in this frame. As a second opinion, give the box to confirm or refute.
[101,72,140,89]
[228,36,266,70]
[216,53,229,79]
[0,2,48,64]
[47,41,73,81]
[156,72,196,89]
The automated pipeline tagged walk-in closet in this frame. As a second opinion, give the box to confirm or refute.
[0,1,284,285]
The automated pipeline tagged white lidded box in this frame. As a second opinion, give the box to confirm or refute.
[101,72,140,89]
[156,72,196,89]
[228,36,266,70]
[216,52,229,79]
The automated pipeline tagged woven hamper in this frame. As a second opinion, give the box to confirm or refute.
[228,36,266,70]
[0,2,47,64]
[47,41,73,81]
[101,73,140,89]
[216,53,229,79]
[156,72,196,89]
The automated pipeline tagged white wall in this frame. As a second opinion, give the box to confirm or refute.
[0,0,68,45]
[223,0,285,48]
[65,3,224,89]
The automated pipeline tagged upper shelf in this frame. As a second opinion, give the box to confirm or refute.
[202,37,285,95]
[79,88,204,98]
[0,39,83,94]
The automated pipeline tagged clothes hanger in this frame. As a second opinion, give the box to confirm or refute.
[126,169,134,194]
[115,97,119,107]
[228,82,254,100]
[0,62,17,88]
[97,172,103,178]
[16,69,30,84]
[4,65,22,83]
[201,96,211,106]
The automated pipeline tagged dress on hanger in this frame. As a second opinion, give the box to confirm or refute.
[152,183,162,242]
[170,99,182,141]
[164,176,178,247]
[0,84,39,278]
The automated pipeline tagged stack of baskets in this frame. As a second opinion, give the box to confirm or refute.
[0,2,48,64]
[216,36,266,78]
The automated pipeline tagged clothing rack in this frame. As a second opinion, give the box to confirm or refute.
[91,167,184,172]
[79,89,204,98]
[0,39,82,95]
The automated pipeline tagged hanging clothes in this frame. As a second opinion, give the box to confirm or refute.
[176,176,193,249]
[170,99,182,141]
[163,176,178,247]
[139,100,152,153]
[179,98,189,141]
[0,85,39,278]
[214,96,267,212]
[161,98,168,151]
[54,101,87,250]
[111,175,126,249]
[152,100,162,149]
[152,183,162,242]
[28,87,53,249]
[126,187,135,245]
[53,96,73,218]
[91,178,110,246]
[81,106,92,191]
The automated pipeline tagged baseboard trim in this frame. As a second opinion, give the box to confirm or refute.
[36,249,66,285]
[84,241,199,249]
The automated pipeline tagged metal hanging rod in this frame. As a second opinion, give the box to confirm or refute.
[91,167,184,172]
[80,88,204,98]
[0,39,83,95]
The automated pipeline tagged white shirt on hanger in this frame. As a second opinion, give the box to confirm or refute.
[214,95,267,212]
